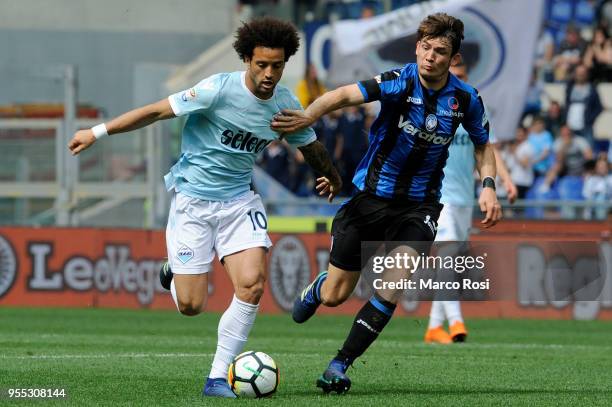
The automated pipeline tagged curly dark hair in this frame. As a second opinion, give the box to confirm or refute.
[233,17,300,62]
[417,13,464,55]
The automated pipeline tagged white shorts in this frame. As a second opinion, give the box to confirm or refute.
[165,191,272,274]
[435,204,473,242]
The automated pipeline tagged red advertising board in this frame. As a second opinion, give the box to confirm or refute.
[0,221,610,319]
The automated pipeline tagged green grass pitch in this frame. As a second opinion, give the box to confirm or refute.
[1,307,611,406]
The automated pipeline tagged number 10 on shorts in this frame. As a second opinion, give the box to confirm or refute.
[247,210,267,231]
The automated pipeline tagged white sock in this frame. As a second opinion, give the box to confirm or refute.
[442,301,464,325]
[428,301,445,329]
[209,295,259,379]
[170,279,179,311]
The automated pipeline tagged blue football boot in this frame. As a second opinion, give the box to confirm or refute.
[316,358,352,394]
[292,271,328,323]
[202,377,237,398]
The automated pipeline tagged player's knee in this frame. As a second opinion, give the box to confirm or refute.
[236,277,265,304]
[177,297,206,316]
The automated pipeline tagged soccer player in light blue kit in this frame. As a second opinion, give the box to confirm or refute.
[424,60,517,344]
[68,17,341,398]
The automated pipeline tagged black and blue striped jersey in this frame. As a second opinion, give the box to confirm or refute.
[354,63,489,202]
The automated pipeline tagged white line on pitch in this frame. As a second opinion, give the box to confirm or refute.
[2,343,609,361]
[0,352,324,360]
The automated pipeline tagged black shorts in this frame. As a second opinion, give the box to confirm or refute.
[329,191,443,271]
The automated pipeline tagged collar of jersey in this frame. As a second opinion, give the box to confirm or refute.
[241,71,276,103]
[419,71,452,96]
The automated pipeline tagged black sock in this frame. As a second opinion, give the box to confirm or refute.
[335,295,396,365]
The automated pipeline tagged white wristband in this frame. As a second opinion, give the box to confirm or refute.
[91,123,109,139]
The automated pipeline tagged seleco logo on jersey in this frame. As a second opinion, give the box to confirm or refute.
[425,114,438,132]
[398,115,452,145]
[220,129,272,153]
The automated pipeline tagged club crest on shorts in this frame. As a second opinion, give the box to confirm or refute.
[425,114,438,132]
[177,245,194,264]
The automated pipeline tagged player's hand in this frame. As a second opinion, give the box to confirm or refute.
[271,109,315,133]
[504,179,518,204]
[479,187,502,228]
[68,129,96,155]
[316,176,342,203]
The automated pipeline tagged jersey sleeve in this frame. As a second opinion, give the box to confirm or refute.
[357,67,406,103]
[280,92,317,148]
[167,73,225,116]
[482,104,498,143]
[463,92,490,145]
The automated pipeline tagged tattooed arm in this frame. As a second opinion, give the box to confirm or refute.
[298,140,342,202]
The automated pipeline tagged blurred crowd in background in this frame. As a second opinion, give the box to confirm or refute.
[2,0,609,227]
[258,62,374,198]
[252,0,612,219]
[499,0,612,218]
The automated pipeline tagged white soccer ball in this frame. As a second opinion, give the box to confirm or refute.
[228,351,279,398]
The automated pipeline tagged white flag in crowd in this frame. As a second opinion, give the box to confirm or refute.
[328,0,544,140]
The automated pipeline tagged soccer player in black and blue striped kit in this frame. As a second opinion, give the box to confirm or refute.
[272,13,501,394]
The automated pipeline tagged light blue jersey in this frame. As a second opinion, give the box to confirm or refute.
[440,123,496,206]
[165,71,316,201]
[440,125,475,206]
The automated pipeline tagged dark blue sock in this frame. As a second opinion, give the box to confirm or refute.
[335,294,396,366]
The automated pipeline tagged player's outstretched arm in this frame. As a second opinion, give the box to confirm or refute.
[474,142,502,228]
[492,146,518,203]
[298,140,342,202]
[271,84,364,133]
[68,98,176,156]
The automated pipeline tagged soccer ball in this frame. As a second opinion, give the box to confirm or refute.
[228,351,279,398]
